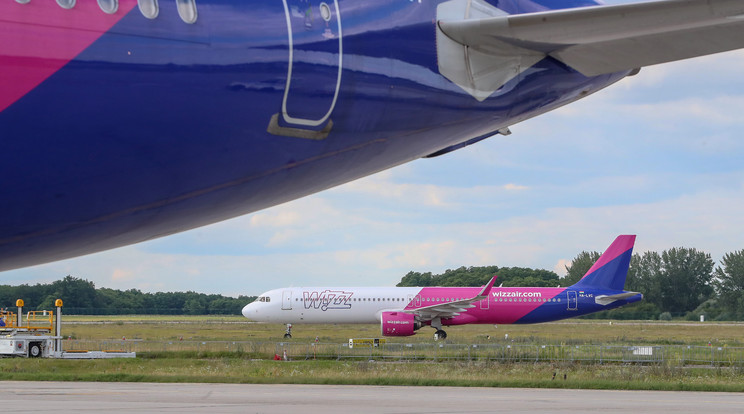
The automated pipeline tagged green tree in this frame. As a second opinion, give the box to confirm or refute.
[561,251,600,286]
[40,275,98,311]
[658,247,714,314]
[97,288,146,314]
[182,296,207,315]
[397,265,555,288]
[208,297,252,315]
[1,276,255,315]
[498,267,559,287]
[714,249,744,318]
[627,251,663,307]
[438,266,499,287]
[397,271,435,287]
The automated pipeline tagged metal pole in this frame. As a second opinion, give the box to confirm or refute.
[55,299,63,353]
[15,299,23,328]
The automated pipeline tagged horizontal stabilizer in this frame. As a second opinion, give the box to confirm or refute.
[595,292,641,306]
[438,0,744,77]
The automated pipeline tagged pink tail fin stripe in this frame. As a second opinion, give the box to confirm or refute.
[581,235,636,280]
[0,1,139,112]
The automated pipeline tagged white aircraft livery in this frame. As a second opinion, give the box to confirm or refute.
[243,235,641,339]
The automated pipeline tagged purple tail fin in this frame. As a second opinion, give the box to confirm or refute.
[571,235,636,291]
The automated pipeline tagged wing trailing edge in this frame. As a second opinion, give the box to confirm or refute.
[407,276,497,320]
[438,0,744,77]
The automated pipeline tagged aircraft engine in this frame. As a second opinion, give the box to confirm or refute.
[380,311,421,336]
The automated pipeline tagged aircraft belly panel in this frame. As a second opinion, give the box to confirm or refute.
[0,0,619,270]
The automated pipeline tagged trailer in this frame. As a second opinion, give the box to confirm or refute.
[0,333,53,358]
[0,299,135,359]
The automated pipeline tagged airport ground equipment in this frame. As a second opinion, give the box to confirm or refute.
[0,299,135,359]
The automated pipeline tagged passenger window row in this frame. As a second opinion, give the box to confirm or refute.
[14,0,198,24]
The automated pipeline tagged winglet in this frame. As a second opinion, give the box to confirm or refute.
[476,275,497,298]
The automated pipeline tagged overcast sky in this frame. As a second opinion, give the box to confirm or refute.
[3,1,744,298]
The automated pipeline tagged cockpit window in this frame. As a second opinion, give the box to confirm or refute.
[254,296,271,303]
[138,0,159,19]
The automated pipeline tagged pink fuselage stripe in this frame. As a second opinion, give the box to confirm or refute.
[405,286,564,325]
[581,235,635,279]
[0,0,139,112]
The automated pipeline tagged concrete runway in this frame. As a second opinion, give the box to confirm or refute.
[1,382,744,413]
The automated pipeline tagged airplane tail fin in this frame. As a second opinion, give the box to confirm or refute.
[571,235,636,291]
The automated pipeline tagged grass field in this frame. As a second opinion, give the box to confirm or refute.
[60,315,744,347]
[2,357,744,391]
[3,316,744,390]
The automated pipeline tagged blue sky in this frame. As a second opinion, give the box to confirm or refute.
[4,1,744,297]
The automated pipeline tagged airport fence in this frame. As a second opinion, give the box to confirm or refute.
[61,339,744,366]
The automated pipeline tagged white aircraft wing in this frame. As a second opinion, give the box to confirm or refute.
[438,0,744,77]
[407,276,496,321]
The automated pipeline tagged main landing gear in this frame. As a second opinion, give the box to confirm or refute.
[284,323,292,339]
[431,317,447,341]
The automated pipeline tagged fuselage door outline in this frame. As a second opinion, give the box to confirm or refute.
[279,0,342,128]
[567,291,577,311]
[282,290,293,310]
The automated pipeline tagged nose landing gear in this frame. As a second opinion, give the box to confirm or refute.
[284,323,292,339]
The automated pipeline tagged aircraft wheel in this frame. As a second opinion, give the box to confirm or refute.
[434,330,447,341]
[283,333,292,339]
[29,343,41,358]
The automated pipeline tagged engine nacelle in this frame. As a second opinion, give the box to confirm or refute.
[380,311,421,337]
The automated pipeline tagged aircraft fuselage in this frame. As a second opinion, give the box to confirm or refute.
[243,285,641,325]
[0,0,620,270]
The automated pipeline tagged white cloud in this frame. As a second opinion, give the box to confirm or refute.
[503,183,528,191]
[8,175,742,296]
[111,268,134,282]
[249,211,301,228]
[553,259,570,277]
[342,171,451,207]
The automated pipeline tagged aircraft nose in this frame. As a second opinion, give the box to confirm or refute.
[241,303,253,319]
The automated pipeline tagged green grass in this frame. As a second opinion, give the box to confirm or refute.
[59,317,744,347]
[2,358,744,392]
[7,316,744,390]
[63,315,244,322]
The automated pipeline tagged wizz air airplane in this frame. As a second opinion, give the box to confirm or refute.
[242,235,641,339]
[2,1,743,272]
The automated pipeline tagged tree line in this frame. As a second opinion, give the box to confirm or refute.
[3,245,742,319]
[0,275,255,315]
[398,247,744,321]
